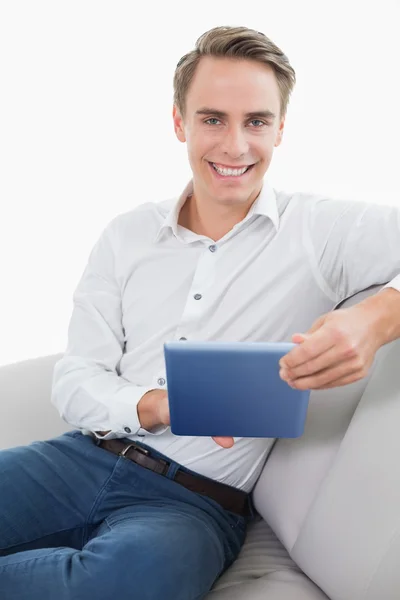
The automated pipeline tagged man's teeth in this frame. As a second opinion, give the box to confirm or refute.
[212,163,250,176]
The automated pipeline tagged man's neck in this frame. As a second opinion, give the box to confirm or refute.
[178,185,259,242]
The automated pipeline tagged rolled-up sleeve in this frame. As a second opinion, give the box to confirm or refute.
[306,197,400,301]
[51,218,168,440]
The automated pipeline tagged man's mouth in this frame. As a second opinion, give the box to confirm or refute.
[208,162,255,178]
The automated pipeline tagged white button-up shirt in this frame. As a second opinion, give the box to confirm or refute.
[51,180,400,491]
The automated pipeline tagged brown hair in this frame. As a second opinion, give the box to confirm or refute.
[173,26,296,121]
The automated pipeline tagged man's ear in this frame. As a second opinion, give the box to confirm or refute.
[274,116,285,147]
[173,105,186,142]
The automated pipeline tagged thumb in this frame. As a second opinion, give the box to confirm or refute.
[292,315,327,344]
[212,436,235,448]
[292,332,308,343]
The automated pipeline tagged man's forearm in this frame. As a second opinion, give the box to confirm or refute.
[96,390,166,437]
[357,287,400,347]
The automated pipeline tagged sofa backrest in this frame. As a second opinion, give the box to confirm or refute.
[0,352,70,450]
[253,285,400,599]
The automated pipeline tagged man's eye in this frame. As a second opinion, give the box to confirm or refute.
[204,117,268,127]
[204,118,221,125]
[249,119,267,127]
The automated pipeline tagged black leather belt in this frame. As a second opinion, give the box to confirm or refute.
[97,438,251,517]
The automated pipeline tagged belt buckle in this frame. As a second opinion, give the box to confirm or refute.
[119,442,150,458]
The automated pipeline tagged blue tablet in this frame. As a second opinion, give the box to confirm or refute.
[163,341,311,438]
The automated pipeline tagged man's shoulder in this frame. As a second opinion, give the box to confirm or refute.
[281,190,374,243]
[114,196,175,225]
[283,189,369,218]
[106,196,176,240]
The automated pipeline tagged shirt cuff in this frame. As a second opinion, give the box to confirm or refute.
[92,384,169,440]
[382,274,400,293]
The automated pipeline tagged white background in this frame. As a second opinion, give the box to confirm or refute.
[1,0,399,367]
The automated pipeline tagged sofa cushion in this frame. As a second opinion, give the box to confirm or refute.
[207,517,328,599]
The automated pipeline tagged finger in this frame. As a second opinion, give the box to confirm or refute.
[307,316,327,334]
[318,371,366,389]
[212,436,235,448]
[289,359,364,390]
[281,329,336,370]
[281,343,354,380]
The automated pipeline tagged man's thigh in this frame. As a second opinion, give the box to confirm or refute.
[86,503,229,600]
[0,430,118,555]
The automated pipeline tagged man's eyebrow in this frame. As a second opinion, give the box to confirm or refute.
[195,108,277,120]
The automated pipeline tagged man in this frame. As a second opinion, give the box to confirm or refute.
[1,25,399,600]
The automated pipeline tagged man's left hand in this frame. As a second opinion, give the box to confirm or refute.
[279,304,384,390]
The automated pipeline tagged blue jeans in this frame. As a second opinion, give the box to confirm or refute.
[0,430,254,599]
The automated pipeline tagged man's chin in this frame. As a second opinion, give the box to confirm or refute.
[206,186,258,206]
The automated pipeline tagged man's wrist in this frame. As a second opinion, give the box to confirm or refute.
[137,389,165,431]
[358,287,400,347]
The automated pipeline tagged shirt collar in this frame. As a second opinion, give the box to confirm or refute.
[154,178,279,243]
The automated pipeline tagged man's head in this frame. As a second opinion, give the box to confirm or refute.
[172,26,296,210]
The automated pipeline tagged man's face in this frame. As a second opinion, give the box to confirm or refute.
[173,56,285,207]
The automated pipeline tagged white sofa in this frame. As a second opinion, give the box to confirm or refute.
[1,285,400,600]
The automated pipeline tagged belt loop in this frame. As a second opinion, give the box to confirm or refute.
[165,462,180,480]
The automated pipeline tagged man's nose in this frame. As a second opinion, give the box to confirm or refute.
[220,127,249,158]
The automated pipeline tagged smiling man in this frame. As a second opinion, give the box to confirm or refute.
[1,25,400,600]
[174,56,284,241]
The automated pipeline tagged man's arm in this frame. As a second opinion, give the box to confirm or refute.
[51,218,168,440]
[314,199,400,340]
[280,199,400,390]
[306,198,400,303]
[280,286,400,390]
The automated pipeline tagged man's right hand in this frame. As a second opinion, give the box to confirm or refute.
[137,389,234,448]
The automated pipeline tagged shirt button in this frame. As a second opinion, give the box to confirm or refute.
[157,377,166,386]
[209,244,217,252]
[194,293,202,300]
[124,426,132,434]
[179,337,187,341]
